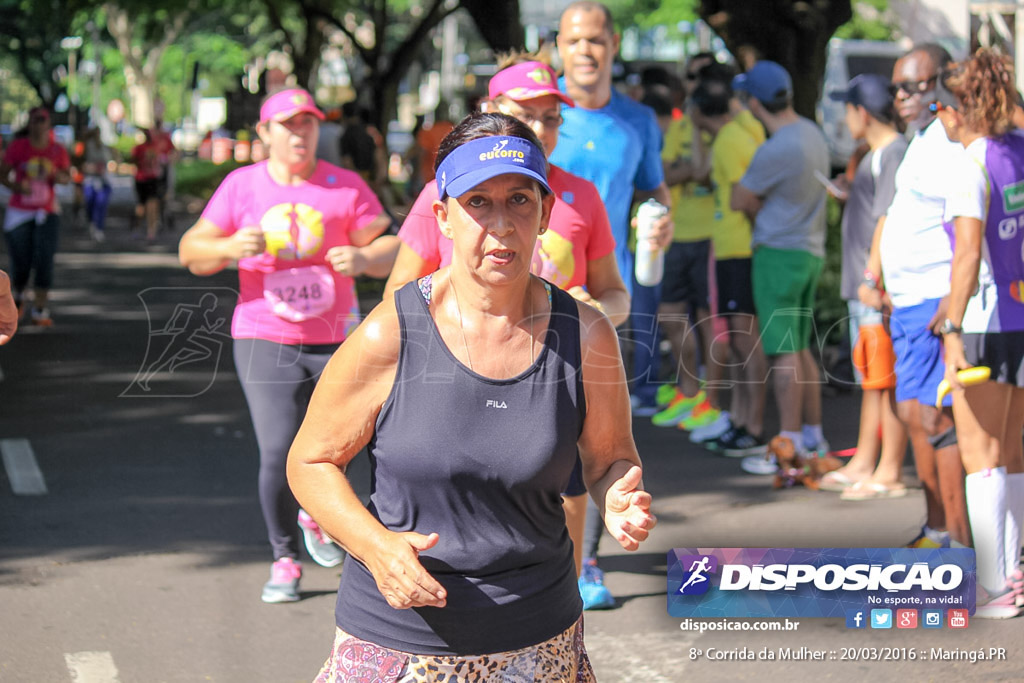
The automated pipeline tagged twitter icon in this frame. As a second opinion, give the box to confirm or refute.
[871,609,892,629]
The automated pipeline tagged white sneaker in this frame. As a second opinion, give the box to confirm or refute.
[741,453,778,475]
[90,225,106,243]
[689,411,731,443]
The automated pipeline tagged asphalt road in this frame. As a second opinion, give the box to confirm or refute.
[0,193,1021,682]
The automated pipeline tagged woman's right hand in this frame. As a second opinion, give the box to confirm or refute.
[225,226,266,260]
[367,531,447,609]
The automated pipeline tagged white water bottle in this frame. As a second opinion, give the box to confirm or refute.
[634,199,668,287]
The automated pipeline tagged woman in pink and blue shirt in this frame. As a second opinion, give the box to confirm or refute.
[179,89,394,603]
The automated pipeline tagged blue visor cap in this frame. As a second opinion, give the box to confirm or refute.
[436,136,551,200]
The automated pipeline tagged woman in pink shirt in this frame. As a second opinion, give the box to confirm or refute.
[0,107,71,327]
[179,89,395,603]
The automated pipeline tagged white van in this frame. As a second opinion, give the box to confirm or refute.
[818,38,907,169]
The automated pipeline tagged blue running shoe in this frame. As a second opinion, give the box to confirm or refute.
[579,558,615,610]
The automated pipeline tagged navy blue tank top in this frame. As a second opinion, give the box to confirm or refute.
[335,277,586,655]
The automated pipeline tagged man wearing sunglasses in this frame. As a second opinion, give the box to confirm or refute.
[860,43,970,551]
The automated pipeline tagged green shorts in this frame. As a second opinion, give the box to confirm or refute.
[751,247,823,356]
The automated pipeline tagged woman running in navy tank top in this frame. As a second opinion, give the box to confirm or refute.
[288,113,655,678]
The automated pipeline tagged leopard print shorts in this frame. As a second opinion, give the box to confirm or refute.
[313,616,596,682]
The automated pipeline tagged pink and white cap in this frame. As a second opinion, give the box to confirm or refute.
[488,62,574,107]
[259,89,325,124]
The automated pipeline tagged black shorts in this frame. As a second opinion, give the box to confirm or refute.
[661,239,710,308]
[136,179,160,203]
[963,330,1024,387]
[715,257,756,316]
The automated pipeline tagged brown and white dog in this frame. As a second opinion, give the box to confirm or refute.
[768,435,843,490]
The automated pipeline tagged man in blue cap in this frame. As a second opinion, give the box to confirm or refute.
[730,60,831,470]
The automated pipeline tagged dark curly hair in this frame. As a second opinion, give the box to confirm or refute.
[945,48,1018,136]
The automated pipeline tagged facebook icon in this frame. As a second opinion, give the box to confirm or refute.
[845,609,866,629]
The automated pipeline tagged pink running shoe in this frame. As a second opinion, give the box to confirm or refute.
[975,575,1022,619]
[298,509,345,567]
[261,557,302,603]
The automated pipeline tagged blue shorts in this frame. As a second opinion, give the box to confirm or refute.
[890,298,951,407]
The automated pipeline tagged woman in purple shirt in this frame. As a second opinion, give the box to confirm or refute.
[939,48,1024,619]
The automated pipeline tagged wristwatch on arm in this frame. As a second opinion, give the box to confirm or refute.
[939,319,963,336]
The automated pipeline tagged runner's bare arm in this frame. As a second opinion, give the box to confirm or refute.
[178,218,265,275]
[576,303,656,551]
[568,253,630,327]
[383,241,439,299]
[326,234,401,279]
[287,299,447,609]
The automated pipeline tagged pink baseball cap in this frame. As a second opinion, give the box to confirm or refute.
[488,62,574,107]
[259,89,325,124]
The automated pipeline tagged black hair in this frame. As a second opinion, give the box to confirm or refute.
[642,86,674,118]
[909,42,953,71]
[641,66,671,89]
[433,112,548,187]
[688,52,716,67]
[560,1,615,35]
[692,79,732,117]
[760,91,791,114]
[697,61,734,86]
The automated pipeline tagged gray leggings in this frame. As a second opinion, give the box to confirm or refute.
[233,338,339,561]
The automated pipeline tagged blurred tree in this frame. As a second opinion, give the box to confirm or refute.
[834,0,898,41]
[264,0,522,143]
[103,0,198,127]
[698,0,853,118]
[0,0,84,108]
[0,54,43,126]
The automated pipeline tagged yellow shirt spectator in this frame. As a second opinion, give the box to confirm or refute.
[662,116,715,242]
[711,118,761,259]
[734,108,766,146]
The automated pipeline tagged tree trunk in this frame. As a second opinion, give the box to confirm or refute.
[105,2,190,128]
[699,0,852,120]
[461,0,524,53]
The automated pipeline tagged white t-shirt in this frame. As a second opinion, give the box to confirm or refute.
[879,119,964,308]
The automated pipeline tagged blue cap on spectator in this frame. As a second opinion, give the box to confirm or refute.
[829,74,895,122]
[732,61,792,106]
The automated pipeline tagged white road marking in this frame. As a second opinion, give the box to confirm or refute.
[64,651,121,683]
[1,438,48,495]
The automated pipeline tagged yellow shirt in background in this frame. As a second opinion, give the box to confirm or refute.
[710,117,761,259]
[734,109,766,146]
[662,116,715,242]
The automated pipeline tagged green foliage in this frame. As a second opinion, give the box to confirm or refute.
[174,158,244,200]
[0,54,41,125]
[834,0,897,42]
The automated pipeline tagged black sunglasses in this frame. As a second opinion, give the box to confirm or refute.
[890,74,937,96]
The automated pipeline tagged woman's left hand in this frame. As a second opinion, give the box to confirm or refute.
[603,465,656,551]
[327,245,368,277]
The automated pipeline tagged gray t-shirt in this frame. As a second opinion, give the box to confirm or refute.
[839,136,908,300]
[740,117,830,257]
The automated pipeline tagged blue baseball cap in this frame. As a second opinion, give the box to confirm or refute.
[732,61,792,106]
[436,135,551,200]
[829,73,896,122]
